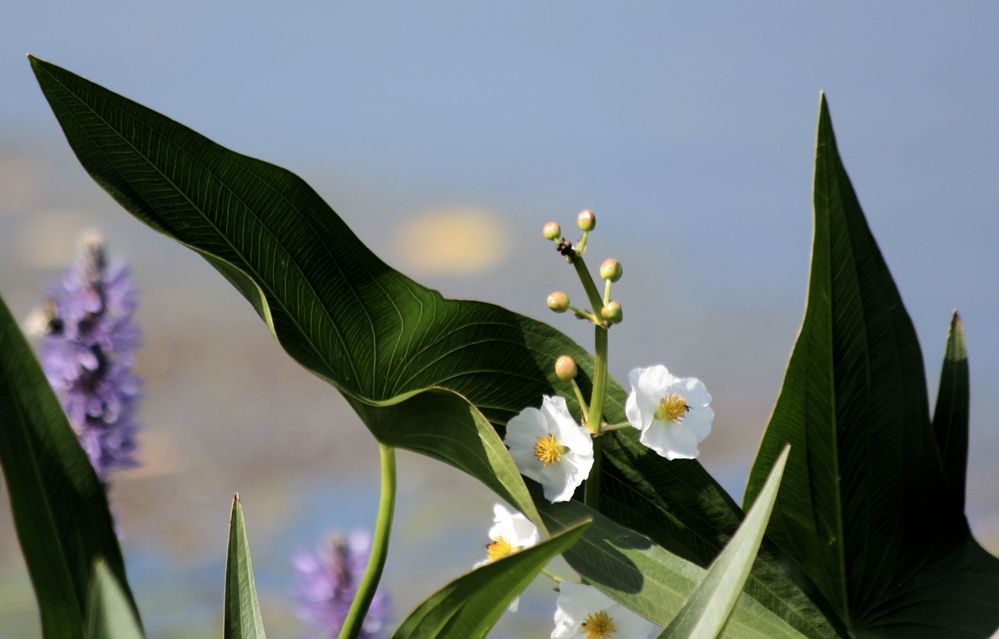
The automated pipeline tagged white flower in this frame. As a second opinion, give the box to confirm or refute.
[504,395,594,503]
[474,503,541,612]
[625,365,713,460]
[551,581,657,639]
[476,502,540,566]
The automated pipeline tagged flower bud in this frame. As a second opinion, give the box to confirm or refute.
[542,221,562,241]
[554,355,578,380]
[601,300,623,324]
[576,209,596,231]
[547,291,570,313]
[599,258,623,282]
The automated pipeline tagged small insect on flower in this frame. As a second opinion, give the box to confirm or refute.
[294,531,391,639]
[504,395,594,503]
[625,364,713,460]
[551,581,657,639]
[475,503,540,612]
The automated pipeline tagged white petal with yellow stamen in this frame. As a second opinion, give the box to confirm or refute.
[551,581,657,639]
[625,364,713,460]
[504,395,594,503]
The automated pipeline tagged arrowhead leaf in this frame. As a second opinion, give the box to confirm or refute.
[29,56,838,637]
[744,93,999,636]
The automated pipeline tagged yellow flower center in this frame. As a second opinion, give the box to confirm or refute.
[534,433,563,467]
[486,536,513,562]
[582,610,616,639]
[655,393,688,422]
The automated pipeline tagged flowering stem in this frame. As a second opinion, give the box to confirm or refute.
[340,443,396,639]
[570,378,590,419]
[542,567,567,584]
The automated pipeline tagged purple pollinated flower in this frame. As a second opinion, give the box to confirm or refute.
[29,230,141,480]
[293,531,391,639]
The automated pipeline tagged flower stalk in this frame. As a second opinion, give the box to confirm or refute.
[340,443,396,639]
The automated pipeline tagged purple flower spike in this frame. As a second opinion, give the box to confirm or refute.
[294,531,391,639]
[31,230,142,480]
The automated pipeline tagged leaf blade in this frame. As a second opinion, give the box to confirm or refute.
[224,495,266,639]
[86,560,143,639]
[931,311,969,515]
[391,520,590,639]
[661,446,790,639]
[0,290,136,638]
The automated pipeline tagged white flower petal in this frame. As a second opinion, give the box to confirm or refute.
[489,503,540,549]
[625,389,643,431]
[683,406,714,442]
[551,582,657,639]
[636,364,673,398]
[540,461,574,502]
[677,376,711,407]
[640,420,701,460]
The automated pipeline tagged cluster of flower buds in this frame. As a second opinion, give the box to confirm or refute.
[542,210,624,328]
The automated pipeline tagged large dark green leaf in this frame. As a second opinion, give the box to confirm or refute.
[0,291,137,637]
[86,560,143,639]
[29,56,837,636]
[392,520,589,639]
[224,495,266,639]
[661,446,789,639]
[744,94,999,637]
[539,489,805,639]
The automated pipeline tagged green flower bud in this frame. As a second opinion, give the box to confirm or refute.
[576,209,596,231]
[554,355,578,380]
[599,258,623,282]
[542,221,562,241]
[601,300,623,324]
[547,291,570,313]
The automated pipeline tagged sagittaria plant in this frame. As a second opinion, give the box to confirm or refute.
[0,55,995,638]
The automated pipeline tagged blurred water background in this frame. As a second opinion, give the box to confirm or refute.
[2,3,998,637]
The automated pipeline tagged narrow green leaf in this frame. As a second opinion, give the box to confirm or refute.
[661,446,790,639]
[744,93,999,636]
[28,56,838,636]
[224,495,266,639]
[932,311,969,514]
[86,560,143,639]
[539,490,805,639]
[0,290,136,637]
[392,520,590,639]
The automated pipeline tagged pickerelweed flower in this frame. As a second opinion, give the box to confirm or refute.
[29,231,141,480]
[625,365,713,460]
[551,581,657,639]
[504,395,593,503]
[294,531,391,639]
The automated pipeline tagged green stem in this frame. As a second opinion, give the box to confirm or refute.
[585,441,603,510]
[570,378,589,419]
[586,327,608,434]
[340,443,396,639]
[603,279,612,306]
[571,256,606,318]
